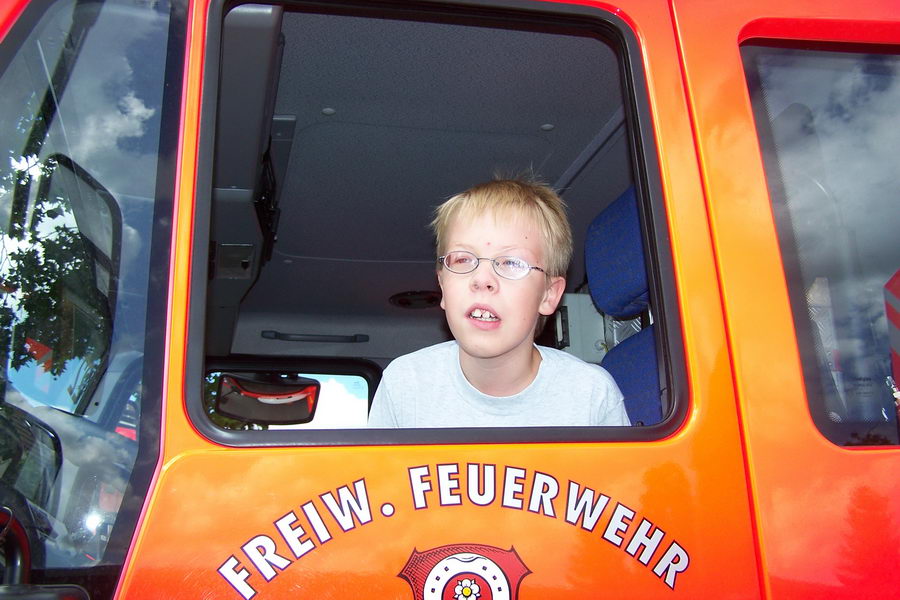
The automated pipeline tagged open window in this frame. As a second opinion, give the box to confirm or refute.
[190,0,684,444]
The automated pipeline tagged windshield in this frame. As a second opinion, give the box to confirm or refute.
[0,0,183,589]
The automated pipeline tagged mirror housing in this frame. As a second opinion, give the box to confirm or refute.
[215,372,320,425]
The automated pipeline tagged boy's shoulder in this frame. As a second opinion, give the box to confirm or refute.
[384,340,457,373]
[536,345,615,383]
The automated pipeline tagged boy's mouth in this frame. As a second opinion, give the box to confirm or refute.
[468,307,499,322]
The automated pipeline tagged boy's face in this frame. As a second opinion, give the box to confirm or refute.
[437,209,565,366]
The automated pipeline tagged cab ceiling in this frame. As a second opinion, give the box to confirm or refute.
[234,7,631,338]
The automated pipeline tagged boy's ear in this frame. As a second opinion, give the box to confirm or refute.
[437,269,446,310]
[539,276,566,316]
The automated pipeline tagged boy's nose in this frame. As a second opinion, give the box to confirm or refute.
[470,260,498,291]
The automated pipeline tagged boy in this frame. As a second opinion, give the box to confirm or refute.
[367,178,629,427]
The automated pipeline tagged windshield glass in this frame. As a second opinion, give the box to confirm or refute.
[0,0,183,584]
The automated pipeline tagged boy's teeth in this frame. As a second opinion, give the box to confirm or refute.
[470,308,498,321]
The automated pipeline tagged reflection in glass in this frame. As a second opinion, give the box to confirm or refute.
[0,0,179,582]
[742,45,900,446]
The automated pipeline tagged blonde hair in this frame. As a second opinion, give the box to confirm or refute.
[430,178,573,278]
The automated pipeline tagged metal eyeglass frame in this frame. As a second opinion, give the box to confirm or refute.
[437,250,546,280]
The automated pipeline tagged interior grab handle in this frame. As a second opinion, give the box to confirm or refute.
[261,330,369,343]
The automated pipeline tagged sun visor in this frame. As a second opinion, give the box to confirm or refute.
[207,4,285,356]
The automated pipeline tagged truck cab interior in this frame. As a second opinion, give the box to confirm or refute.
[196,1,678,440]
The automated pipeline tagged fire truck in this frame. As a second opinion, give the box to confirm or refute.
[0,0,898,597]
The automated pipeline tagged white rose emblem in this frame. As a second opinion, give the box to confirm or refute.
[454,578,480,600]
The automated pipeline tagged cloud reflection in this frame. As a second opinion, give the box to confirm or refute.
[754,48,900,435]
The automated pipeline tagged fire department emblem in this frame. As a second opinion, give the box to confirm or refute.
[400,543,530,600]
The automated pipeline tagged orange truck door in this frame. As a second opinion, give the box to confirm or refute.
[9,0,874,597]
[112,1,763,598]
[672,0,900,597]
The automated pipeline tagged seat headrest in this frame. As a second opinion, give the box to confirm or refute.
[585,186,649,319]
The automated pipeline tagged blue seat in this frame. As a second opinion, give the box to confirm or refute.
[585,187,662,426]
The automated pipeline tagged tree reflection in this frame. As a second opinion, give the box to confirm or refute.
[0,155,113,411]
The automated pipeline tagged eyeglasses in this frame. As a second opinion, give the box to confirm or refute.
[438,250,546,280]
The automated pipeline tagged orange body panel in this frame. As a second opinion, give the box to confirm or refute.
[2,0,897,597]
[671,0,900,596]
[0,0,29,43]
[117,0,763,598]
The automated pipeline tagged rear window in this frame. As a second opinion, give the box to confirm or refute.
[742,44,900,446]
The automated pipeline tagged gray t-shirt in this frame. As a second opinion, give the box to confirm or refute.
[368,341,630,428]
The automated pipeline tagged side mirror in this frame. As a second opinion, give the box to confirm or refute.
[3,154,122,415]
[37,153,122,312]
[215,372,320,425]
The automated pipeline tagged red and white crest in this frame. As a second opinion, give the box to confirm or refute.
[400,543,531,600]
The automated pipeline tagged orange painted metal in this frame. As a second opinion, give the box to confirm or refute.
[113,0,763,598]
[0,0,30,43]
[671,0,900,597]
[2,0,893,596]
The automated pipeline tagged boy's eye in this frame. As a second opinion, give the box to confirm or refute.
[498,257,524,269]
[448,252,475,266]
[497,257,529,275]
